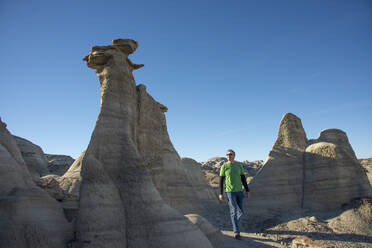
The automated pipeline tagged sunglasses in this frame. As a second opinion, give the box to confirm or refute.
[226,153,234,156]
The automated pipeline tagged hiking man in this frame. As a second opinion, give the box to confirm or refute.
[219,149,250,240]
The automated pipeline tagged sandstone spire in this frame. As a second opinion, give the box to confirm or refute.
[77,39,213,247]
[245,113,307,219]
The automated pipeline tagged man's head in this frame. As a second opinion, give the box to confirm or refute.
[226,149,235,162]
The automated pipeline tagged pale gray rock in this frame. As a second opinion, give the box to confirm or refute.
[45,154,74,176]
[14,136,50,179]
[181,157,218,200]
[77,39,213,248]
[244,113,372,221]
[0,119,72,248]
[245,113,307,219]
[136,84,214,214]
[38,151,84,205]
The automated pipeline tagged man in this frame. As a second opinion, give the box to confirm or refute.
[219,149,250,240]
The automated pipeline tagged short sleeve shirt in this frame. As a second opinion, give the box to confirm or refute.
[219,162,244,192]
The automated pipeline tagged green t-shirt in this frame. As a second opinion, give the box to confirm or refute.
[219,162,244,192]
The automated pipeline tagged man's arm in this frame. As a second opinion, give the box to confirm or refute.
[219,176,225,201]
[241,174,251,198]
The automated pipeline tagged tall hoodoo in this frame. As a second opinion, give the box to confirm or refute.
[77,39,212,248]
[245,113,308,218]
[244,113,372,221]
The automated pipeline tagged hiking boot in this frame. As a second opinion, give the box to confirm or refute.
[234,234,242,240]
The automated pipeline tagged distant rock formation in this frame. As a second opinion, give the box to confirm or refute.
[14,136,50,179]
[77,39,213,247]
[38,151,84,203]
[200,157,264,190]
[201,157,263,177]
[45,154,74,176]
[245,113,372,220]
[0,118,71,248]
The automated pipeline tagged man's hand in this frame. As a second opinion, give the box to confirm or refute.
[245,192,251,198]
[219,194,224,202]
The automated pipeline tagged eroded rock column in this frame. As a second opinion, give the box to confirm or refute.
[77,39,212,248]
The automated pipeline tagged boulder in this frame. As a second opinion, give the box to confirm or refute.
[0,118,72,248]
[14,136,50,179]
[76,39,213,248]
[291,236,326,248]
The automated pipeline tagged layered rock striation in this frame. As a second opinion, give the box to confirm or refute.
[245,113,372,220]
[303,129,372,210]
[136,84,217,213]
[76,39,213,247]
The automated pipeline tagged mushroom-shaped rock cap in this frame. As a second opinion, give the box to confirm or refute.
[83,38,144,70]
[318,129,349,146]
[112,38,138,54]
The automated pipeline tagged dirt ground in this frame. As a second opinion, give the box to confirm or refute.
[200,198,372,248]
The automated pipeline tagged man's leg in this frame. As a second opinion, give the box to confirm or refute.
[226,192,240,234]
[236,191,244,220]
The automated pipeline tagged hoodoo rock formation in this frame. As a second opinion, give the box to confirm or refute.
[245,113,372,220]
[77,39,213,247]
[0,118,71,248]
[303,129,372,210]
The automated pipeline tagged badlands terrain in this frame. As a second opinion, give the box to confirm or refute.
[1,39,371,248]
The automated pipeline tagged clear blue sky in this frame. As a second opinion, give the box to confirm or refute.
[1,0,371,162]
